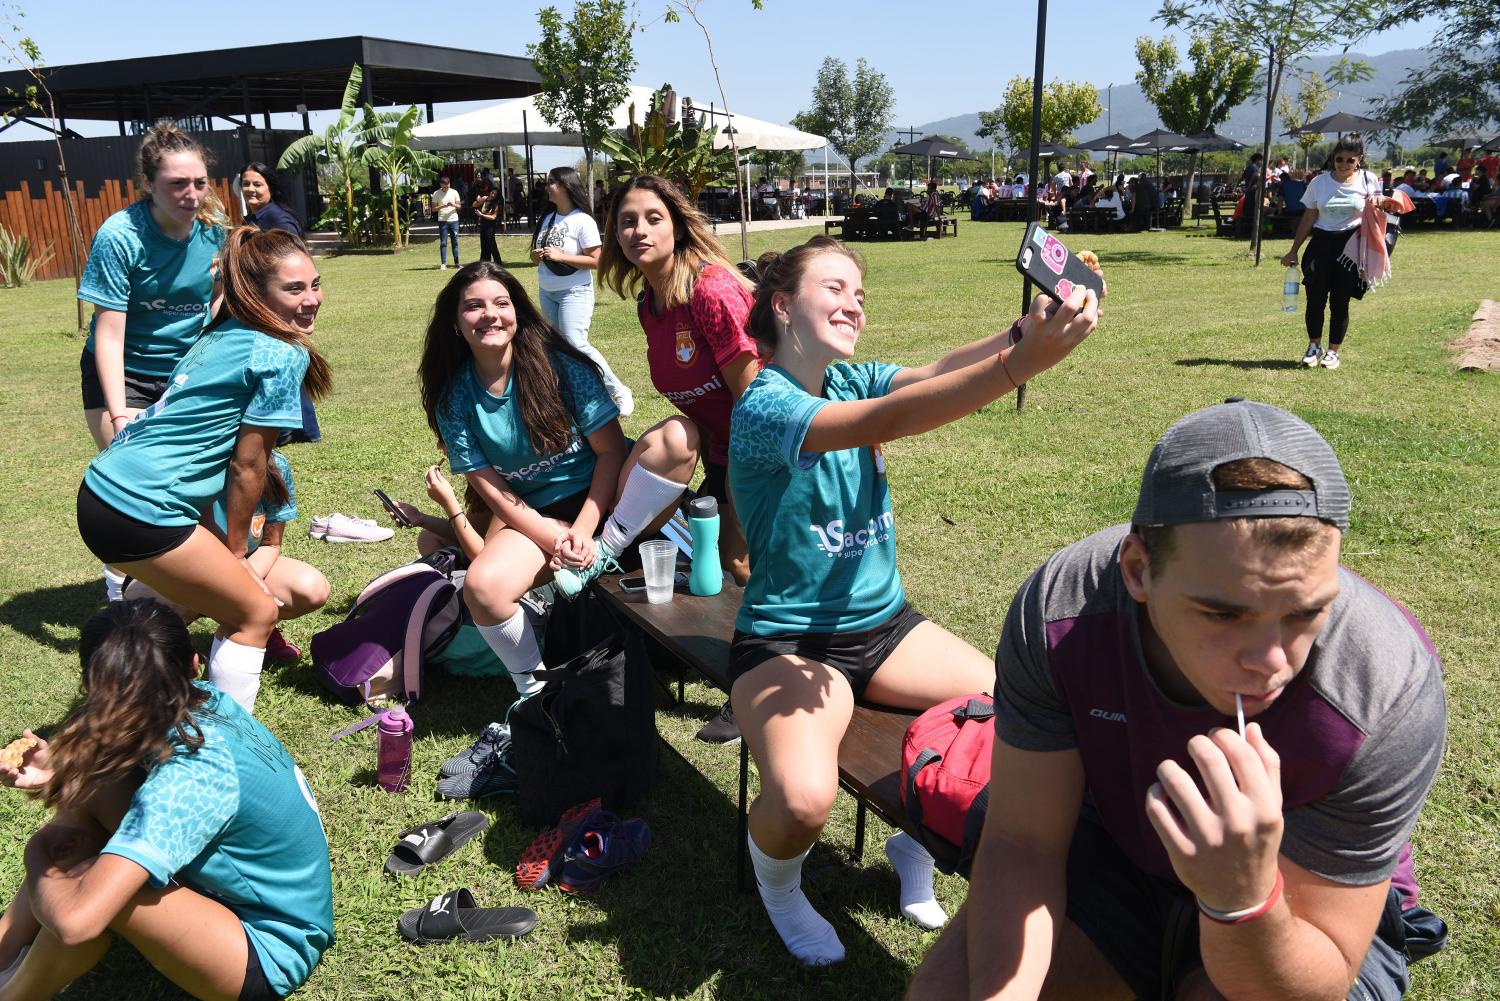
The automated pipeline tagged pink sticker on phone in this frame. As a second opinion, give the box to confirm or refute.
[1054,278,1075,299]
[1041,234,1068,275]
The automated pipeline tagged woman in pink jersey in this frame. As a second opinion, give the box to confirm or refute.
[599,175,759,743]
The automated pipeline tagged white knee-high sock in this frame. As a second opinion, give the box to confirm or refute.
[478,607,544,695]
[102,564,125,602]
[207,635,265,712]
[600,465,685,554]
[885,832,948,929]
[747,833,845,966]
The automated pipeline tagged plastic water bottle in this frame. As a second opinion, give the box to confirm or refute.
[1283,266,1300,313]
[687,496,723,597]
[376,706,414,792]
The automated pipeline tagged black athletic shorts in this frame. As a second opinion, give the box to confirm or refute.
[534,487,589,524]
[699,460,728,505]
[80,349,170,411]
[727,602,927,700]
[76,482,194,565]
[1064,801,1440,1001]
[239,930,281,1001]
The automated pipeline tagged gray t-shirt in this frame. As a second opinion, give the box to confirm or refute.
[995,525,1446,906]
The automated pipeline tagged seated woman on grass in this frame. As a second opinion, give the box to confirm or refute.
[75,227,331,713]
[125,451,329,664]
[727,236,1098,965]
[0,599,333,1001]
[417,262,700,697]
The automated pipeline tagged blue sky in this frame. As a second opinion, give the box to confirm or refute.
[4,0,1439,156]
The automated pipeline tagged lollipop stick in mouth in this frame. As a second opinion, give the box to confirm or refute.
[1236,694,1246,739]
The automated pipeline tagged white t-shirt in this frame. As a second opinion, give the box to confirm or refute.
[431,187,461,223]
[1094,192,1125,220]
[534,208,601,292]
[1302,169,1382,231]
[1054,170,1073,188]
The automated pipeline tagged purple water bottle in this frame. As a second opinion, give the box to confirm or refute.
[376,706,414,792]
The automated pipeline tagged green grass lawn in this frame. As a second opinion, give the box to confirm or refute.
[1,221,1497,1000]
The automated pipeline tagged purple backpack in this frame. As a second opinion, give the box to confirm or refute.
[310,561,461,734]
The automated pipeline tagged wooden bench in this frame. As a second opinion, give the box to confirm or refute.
[593,574,918,891]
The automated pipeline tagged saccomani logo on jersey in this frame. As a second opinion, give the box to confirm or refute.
[135,299,208,314]
[810,510,894,559]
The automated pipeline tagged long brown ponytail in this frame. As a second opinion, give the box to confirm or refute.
[42,600,210,815]
[206,227,332,400]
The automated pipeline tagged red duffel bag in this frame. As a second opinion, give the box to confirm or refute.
[899,692,994,878]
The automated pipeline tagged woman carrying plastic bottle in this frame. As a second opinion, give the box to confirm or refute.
[727,235,1097,965]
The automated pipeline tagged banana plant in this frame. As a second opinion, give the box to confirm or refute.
[597,87,744,200]
[359,104,445,247]
[278,65,368,244]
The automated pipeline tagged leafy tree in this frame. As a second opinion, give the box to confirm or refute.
[1158,0,1380,263]
[1373,1,1498,136]
[1275,70,1332,169]
[529,0,637,194]
[795,57,895,191]
[1135,32,1256,193]
[1,3,85,327]
[991,76,1101,161]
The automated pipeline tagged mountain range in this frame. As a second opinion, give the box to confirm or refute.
[878,46,1448,166]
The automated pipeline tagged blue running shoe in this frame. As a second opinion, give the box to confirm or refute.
[551,538,623,599]
[557,816,652,893]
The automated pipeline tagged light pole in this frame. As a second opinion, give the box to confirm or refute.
[1106,82,1113,134]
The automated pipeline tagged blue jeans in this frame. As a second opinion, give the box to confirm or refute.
[438,220,459,265]
[537,282,631,404]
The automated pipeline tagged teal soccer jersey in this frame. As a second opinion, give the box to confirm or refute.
[84,319,308,527]
[209,451,297,555]
[729,362,906,636]
[102,685,334,998]
[80,201,225,378]
[437,354,619,509]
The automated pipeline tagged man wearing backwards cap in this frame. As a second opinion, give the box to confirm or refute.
[909,400,1447,1001]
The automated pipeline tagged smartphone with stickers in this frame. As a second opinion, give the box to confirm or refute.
[1015,222,1105,304]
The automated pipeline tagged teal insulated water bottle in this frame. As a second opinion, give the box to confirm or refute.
[687,496,722,596]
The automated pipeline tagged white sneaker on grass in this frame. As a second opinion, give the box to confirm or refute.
[312,513,393,543]
[1320,349,1341,370]
[1300,342,1323,367]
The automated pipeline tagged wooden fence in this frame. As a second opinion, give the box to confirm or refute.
[0,178,243,283]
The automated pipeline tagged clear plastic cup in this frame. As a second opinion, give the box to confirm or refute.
[639,540,678,604]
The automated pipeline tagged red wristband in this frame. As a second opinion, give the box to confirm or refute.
[1196,869,1284,925]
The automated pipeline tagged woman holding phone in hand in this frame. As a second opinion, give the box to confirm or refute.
[76,227,330,713]
[79,123,227,600]
[418,262,702,700]
[727,236,1097,965]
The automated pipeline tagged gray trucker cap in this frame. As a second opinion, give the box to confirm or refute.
[1132,400,1349,531]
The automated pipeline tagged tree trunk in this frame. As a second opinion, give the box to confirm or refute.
[583,143,595,200]
[1251,49,1282,267]
[392,179,403,248]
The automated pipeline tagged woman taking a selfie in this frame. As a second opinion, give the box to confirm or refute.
[727,236,1097,965]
